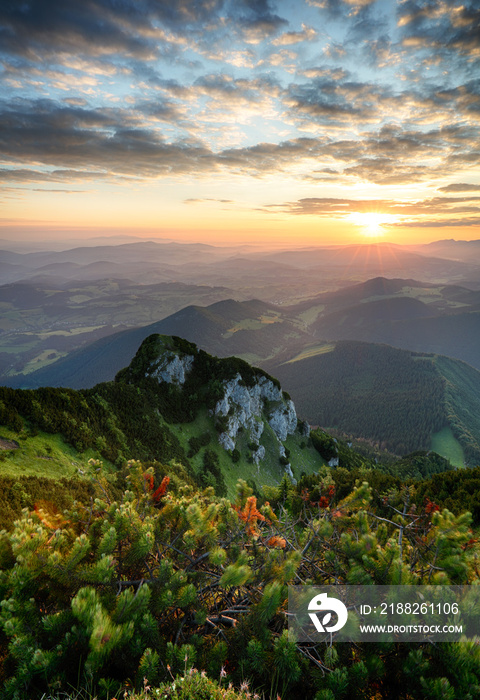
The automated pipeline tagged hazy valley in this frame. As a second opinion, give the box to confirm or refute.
[3,238,480,468]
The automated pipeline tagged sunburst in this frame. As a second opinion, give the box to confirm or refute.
[348,212,398,238]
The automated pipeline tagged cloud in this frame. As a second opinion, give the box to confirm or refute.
[0,93,478,189]
[134,99,189,124]
[283,77,381,125]
[0,168,105,183]
[438,183,480,192]
[0,99,216,178]
[397,0,480,64]
[234,0,288,44]
[184,198,234,203]
[0,0,285,74]
[262,193,480,229]
[0,0,158,60]
[307,0,377,17]
[272,23,316,46]
[397,217,480,228]
[264,197,386,215]
[0,98,325,180]
[192,73,279,103]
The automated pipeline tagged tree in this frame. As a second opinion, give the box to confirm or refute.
[1,461,479,699]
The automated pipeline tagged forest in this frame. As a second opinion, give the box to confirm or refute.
[1,337,480,699]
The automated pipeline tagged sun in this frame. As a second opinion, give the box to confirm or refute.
[348,212,397,238]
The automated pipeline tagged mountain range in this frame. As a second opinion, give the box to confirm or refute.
[8,275,480,382]
[3,238,480,466]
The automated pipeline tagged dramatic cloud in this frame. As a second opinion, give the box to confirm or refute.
[263,191,480,230]
[272,23,316,45]
[439,183,480,193]
[0,0,479,241]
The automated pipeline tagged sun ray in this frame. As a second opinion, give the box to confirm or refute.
[347,212,399,239]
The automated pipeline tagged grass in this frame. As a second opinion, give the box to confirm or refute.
[296,304,325,326]
[171,409,282,497]
[284,433,327,478]
[171,408,323,498]
[434,355,480,465]
[0,425,111,479]
[24,326,106,338]
[431,427,465,468]
[283,343,335,364]
[22,349,68,374]
[39,669,265,699]
[224,314,283,337]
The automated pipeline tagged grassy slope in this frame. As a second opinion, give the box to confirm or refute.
[431,427,465,468]
[0,426,112,479]
[171,407,324,497]
[0,387,324,501]
[434,355,480,465]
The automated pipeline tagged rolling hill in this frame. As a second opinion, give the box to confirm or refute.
[3,298,309,389]
[270,340,480,466]
[6,275,480,466]
[8,276,480,389]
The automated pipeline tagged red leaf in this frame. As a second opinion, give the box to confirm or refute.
[153,476,170,502]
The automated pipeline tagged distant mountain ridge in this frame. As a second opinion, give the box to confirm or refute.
[5,274,480,465]
[7,276,480,391]
[3,298,308,389]
[270,339,480,466]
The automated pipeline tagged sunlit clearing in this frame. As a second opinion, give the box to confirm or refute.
[348,212,398,238]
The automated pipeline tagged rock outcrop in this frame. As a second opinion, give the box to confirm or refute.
[139,334,307,470]
[148,351,194,385]
[213,373,297,454]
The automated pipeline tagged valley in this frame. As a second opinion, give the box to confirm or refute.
[3,239,480,467]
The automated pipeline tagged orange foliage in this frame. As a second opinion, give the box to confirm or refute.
[266,536,286,549]
[34,501,67,530]
[301,484,335,509]
[233,496,266,536]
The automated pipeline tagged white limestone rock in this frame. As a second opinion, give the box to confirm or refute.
[213,372,297,462]
[284,462,297,485]
[148,352,194,385]
[267,400,297,441]
[252,445,266,464]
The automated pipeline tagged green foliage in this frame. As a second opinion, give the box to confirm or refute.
[311,431,337,462]
[275,341,448,455]
[436,355,480,465]
[188,432,211,458]
[0,474,95,532]
[388,451,453,480]
[0,459,480,699]
[116,334,280,428]
[3,336,480,699]
[200,450,227,497]
[138,668,255,699]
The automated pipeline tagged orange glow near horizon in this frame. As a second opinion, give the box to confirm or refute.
[0,1,479,249]
[2,175,478,248]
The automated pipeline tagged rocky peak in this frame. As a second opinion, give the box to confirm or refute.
[122,333,306,472]
[148,351,194,385]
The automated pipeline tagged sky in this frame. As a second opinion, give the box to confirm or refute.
[1,0,480,246]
